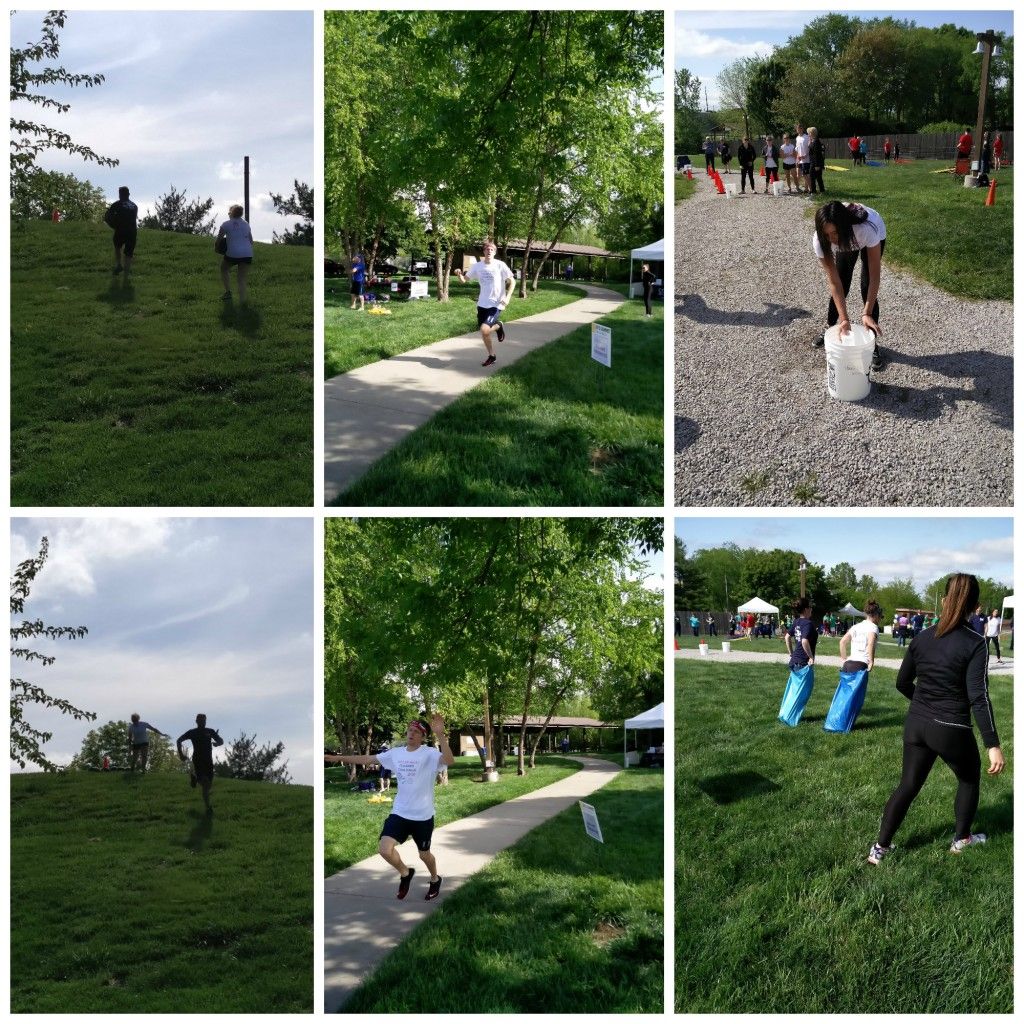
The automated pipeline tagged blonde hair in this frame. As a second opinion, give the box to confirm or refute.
[808,127,818,137]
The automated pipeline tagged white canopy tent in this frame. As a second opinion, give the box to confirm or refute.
[1001,594,1014,631]
[628,238,664,298]
[736,597,779,614]
[623,702,664,768]
[838,602,866,618]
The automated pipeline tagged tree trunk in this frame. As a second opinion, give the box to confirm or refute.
[529,204,580,292]
[516,170,546,299]
[367,220,384,279]
[482,687,493,768]
[527,685,571,768]
[428,196,449,302]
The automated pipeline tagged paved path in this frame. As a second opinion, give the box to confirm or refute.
[323,756,620,1011]
[675,647,1015,675]
[324,284,624,502]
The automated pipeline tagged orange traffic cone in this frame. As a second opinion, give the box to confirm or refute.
[715,176,726,194]
[759,166,765,177]
[686,167,693,180]
[985,179,997,206]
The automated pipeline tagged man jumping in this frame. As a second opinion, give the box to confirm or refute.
[454,241,514,367]
[127,713,169,772]
[176,714,223,814]
[103,186,139,275]
[332,713,455,901]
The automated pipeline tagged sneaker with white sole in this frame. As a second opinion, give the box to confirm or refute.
[867,842,894,865]
[950,833,987,853]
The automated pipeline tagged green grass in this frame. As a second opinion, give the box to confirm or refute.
[807,159,1012,300]
[346,767,663,1013]
[325,280,585,376]
[675,173,697,202]
[11,771,312,1012]
[336,297,663,506]
[674,634,916,658]
[10,220,313,506]
[676,661,1012,1012]
[325,755,581,875]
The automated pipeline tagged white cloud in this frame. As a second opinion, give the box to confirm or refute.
[676,27,777,63]
[113,583,252,641]
[860,537,1014,587]
[218,160,243,181]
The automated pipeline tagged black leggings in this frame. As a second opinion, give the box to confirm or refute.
[643,283,652,315]
[740,166,755,191]
[810,167,825,193]
[987,636,1001,659]
[827,238,885,328]
[878,714,981,846]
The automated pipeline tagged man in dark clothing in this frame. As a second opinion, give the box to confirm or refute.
[177,713,224,813]
[737,136,757,194]
[103,186,139,275]
[641,262,657,317]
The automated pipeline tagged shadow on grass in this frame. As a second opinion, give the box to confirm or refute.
[184,809,214,852]
[901,793,1013,851]
[697,770,782,805]
[97,278,137,305]
[219,301,263,338]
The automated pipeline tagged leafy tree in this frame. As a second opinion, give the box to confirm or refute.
[875,577,924,614]
[140,186,215,235]
[675,67,707,154]
[746,56,788,137]
[215,731,292,784]
[10,538,94,771]
[70,719,183,773]
[11,167,106,221]
[9,10,119,196]
[270,180,313,245]
[717,58,759,139]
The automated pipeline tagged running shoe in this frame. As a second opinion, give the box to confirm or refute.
[871,345,885,372]
[425,877,443,901]
[950,833,987,854]
[397,867,415,899]
[495,321,505,343]
[867,842,894,865]
[482,354,497,367]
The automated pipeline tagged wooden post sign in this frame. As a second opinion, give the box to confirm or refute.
[591,324,611,367]
[579,800,604,843]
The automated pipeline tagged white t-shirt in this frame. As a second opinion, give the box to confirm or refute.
[376,744,444,820]
[465,258,513,308]
[812,204,887,259]
[780,142,796,165]
[986,615,1001,638]
[848,619,879,664]
[219,218,254,259]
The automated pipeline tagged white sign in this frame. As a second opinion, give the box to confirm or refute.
[591,324,611,367]
[579,801,604,843]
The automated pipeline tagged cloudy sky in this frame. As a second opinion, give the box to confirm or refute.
[676,10,1014,108]
[675,516,1013,590]
[10,10,312,242]
[11,518,314,784]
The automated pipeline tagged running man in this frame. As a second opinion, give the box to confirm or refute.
[332,713,455,901]
[454,241,514,367]
[103,186,139,275]
[127,713,169,772]
[177,714,224,813]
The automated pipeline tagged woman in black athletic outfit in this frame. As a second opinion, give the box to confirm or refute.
[869,573,1005,864]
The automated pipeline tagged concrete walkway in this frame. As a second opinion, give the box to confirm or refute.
[675,647,1015,675]
[323,756,620,1011]
[323,284,624,502]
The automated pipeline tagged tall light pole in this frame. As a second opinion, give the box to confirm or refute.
[798,557,808,599]
[972,30,1002,169]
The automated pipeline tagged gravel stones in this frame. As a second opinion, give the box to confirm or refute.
[674,178,1013,506]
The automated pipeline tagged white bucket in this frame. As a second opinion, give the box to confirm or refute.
[698,642,709,656]
[963,175,979,188]
[771,180,784,197]
[824,324,875,401]
[721,641,731,653]
[724,183,738,198]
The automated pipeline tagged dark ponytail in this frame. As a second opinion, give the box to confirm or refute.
[936,573,980,638]
[815,201,869,263]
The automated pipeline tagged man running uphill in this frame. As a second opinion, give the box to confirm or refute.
[104,186,138,275]
[333,714,455,901]
[177,714,224,814]
[454,242,514,368]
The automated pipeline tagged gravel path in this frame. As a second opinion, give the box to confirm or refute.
[675,176,1013,506]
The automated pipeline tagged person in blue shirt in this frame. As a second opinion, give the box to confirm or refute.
[103,186,139,275]
[350,252,367,311]
[786,597,817,669]
[689,613,700,637]
[127,713,169,772]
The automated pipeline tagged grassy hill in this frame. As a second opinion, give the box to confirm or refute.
[677,661,1012,1012]
[11,771,312,1012]
[10,220,313,506]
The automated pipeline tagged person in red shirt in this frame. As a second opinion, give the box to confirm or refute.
[993,132,1004,170]
[848,134,860,165]
[957,129,973,160]
[883,137,892,162]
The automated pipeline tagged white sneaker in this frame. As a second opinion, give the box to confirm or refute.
[950,833,987,853]
[867,843,894,865]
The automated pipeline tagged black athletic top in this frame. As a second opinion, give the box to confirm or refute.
[897,623,998,748]
[104,199,138,231]
[177,727,223,767]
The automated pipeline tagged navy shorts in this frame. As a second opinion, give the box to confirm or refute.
[224,256,253,266]
[380,813,434,851]
[799,161,811,175]
[113,229,137,256]
[350,279,365,296]
[477,306,500,327]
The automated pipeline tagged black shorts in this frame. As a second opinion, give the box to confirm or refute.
[350,279,364,295]
[379,767,392,780]
[193,762,214,783]
[799,161,811,175]
[224,256,253,266]
[113,229,137,255]
[131,742,149,751]
[477,306,500,327]
[380,813,434,851]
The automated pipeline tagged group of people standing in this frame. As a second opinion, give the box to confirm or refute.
[704,124,826,196]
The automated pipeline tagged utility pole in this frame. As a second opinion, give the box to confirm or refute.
[972,31,999,170]
[798,557,808,599]
[243,155,250,224]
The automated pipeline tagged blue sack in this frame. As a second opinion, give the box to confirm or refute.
[823,669,869,733]
[778,665,815,727]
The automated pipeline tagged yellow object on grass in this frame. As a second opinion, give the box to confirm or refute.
[367,793,393,804]
[824,164,848,172]
[368,305,391,315]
